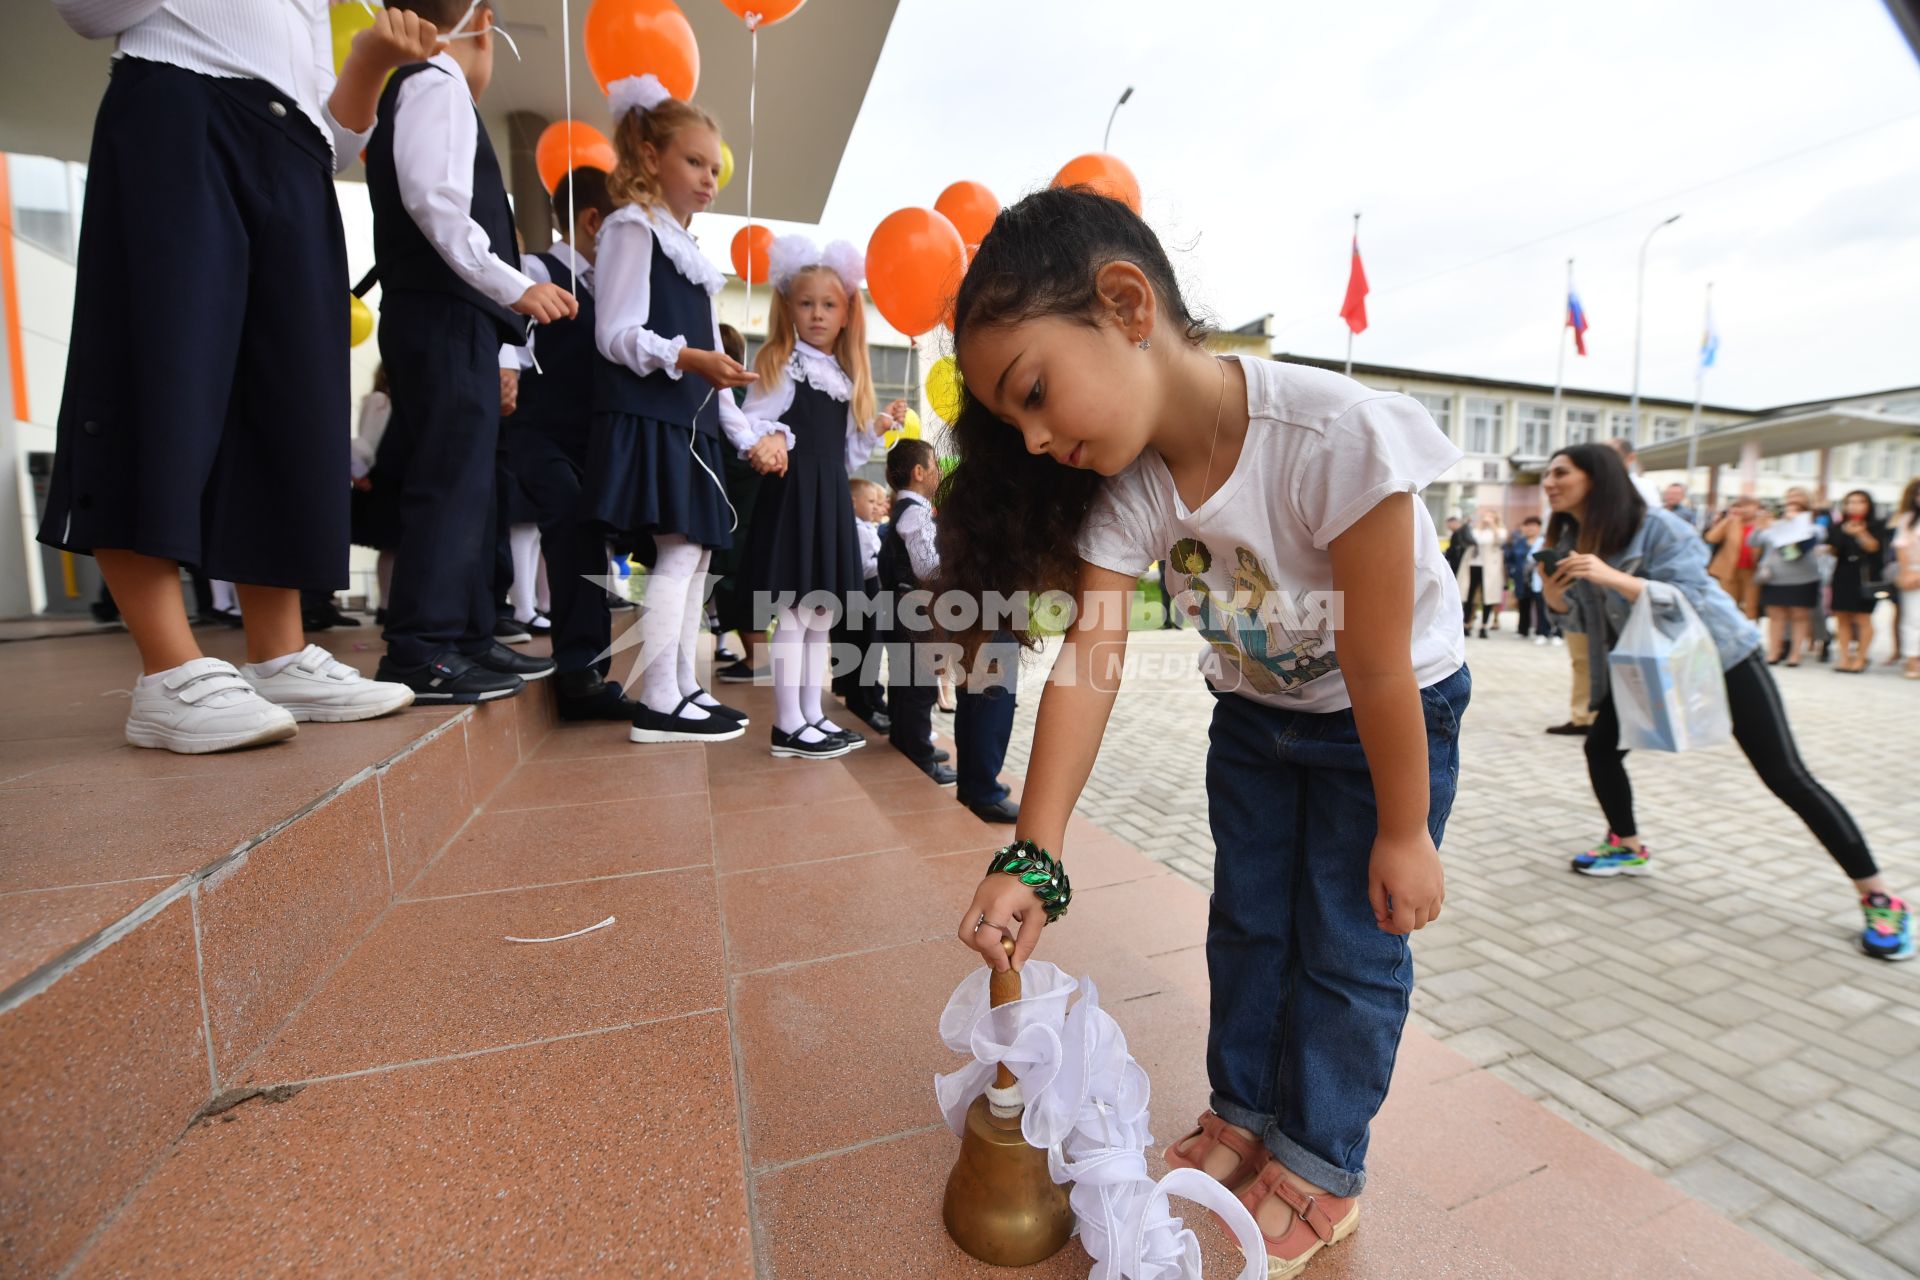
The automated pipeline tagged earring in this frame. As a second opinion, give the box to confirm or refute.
[1137,337,1152,350]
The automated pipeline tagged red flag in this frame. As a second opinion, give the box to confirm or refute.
[1340,237,1369,335]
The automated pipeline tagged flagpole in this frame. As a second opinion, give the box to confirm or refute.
[1685,281,1712,498]
[1552,257,1570,444]
[1345,211,1359,376]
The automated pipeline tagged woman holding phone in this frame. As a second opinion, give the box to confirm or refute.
[1539,445,1909,962]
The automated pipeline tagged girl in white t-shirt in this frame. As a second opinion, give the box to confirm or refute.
[943,189,1467,1276]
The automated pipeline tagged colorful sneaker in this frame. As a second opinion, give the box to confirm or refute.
[1861,894,1916,962]
[1571,833,1651,877]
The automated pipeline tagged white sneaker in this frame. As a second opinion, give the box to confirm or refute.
[1534,635,1548,646]
[1552,635,1565,646]
[242,644,416,723]
[126,658,298,754]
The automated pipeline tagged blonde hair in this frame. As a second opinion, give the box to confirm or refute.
[607,98,720,215]
[753,265,877,428]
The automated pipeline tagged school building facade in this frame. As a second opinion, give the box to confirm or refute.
[1277,353,1920,528]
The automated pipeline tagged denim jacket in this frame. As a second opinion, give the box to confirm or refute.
[1550,507,1763,708]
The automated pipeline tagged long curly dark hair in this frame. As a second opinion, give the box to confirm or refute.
[934,188,1207,653]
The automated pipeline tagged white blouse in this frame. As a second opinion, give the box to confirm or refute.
[592,205,754,452]
[739,342,886,476]
[56,0,370,170]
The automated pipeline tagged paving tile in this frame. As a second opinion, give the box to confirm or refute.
[462,698,521,801]
[1618,1106,1730,1168]
[0,877,176,992]
[752,1127,1094,1280]
[1823,1150,1920,1222]
[1779,1099,1893,1162]
[244,872,725,1082]
[407,797,712,899]
[733,939,979,1168]
[1594,1062,1694,1114]
[378,726,474,891]
[713,795,909,873]
[486,751,707,812]
[0,896,208,1278]
[70,1016,752,1279]
[1668,1156,1773,1219]
[720,848,958,973]
[196,779,392,1077]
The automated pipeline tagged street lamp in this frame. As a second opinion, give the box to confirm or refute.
[1629,213,1682,442]
[1104,86,1134,151]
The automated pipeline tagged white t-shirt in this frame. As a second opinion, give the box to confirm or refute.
[1077,356,1465,713]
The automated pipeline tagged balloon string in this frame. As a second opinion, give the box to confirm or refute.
[562,0,576,294]
[744,23,758,328]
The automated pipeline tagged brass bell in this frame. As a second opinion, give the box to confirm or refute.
[942,939,1075,1267]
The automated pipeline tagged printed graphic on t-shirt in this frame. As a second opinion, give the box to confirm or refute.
[1167,537,1340,695]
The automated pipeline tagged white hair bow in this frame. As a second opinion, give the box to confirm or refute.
[608,73,672,122]
[768,234,865,297]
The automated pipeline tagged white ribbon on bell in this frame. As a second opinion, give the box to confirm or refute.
[608,72,672,122]
[935,962,1267,1280]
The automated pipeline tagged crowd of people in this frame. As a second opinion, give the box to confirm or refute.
[1444,448,1920,688]
[39,0,1016,819]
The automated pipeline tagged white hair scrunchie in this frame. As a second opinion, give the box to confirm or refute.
[768,234,865,297]
[608,73,672,122]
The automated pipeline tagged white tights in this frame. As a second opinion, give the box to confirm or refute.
[635,535,721,718]
[770,603,843,742]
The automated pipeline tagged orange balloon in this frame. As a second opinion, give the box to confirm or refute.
[584,0,699,101]
[934,180,999,249]
[867,208,967,339]
[535,122,617,194]
[1052,152,1141,214]
[731,225,775,284]
[719,0,807,28]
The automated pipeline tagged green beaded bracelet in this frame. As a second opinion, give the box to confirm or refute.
[986,840,1072,924]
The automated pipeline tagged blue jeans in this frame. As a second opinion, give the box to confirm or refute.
[1203,664,1470,1197]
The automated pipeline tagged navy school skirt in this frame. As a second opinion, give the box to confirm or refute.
[582,411,735,563]
[36,57,351,590]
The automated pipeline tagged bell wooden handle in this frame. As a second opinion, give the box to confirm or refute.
[989,938,1018,1089]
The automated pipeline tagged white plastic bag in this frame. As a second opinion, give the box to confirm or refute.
[1607,586,1731,753]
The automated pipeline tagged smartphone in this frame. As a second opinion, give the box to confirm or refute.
[1533,548,1568,577]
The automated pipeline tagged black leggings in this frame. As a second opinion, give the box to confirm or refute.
[1463,567,1494,626]
[1586,651,1875,879]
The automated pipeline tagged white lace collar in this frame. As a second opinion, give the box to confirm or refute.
[608,204,726,295]
[789,341,852,402]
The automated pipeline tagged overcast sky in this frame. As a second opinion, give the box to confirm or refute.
[700,0,1919,411]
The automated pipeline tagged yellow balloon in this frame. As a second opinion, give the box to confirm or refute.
[349,294,375,347]
[926,355,963,423]
[718,142,735,191]
[883,427,902,451]
[331,2,378,74]
[901,408,922,440]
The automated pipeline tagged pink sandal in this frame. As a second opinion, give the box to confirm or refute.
[1234,1159,1361,1280]
[1162,1110,1270,1192]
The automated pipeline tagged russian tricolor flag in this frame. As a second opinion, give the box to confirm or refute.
[1566,288,1590,356]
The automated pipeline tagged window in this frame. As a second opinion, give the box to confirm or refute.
[870,343,920,414]
[1881,444,1898,480]
[1464,397,1504,455]
[1607,411,1635,444]
[1412,392,1453,441]
[1795,452,1815,475]
[7,154,77,262]
[1762,455,1782,475]
[1517,403,1553,456]
[1652,415,1684,442]
[1566,408,1600,446]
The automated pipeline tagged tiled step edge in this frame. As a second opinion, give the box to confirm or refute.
[0,689,557,1280]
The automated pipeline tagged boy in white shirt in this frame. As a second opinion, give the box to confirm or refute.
[365,0,576,703]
